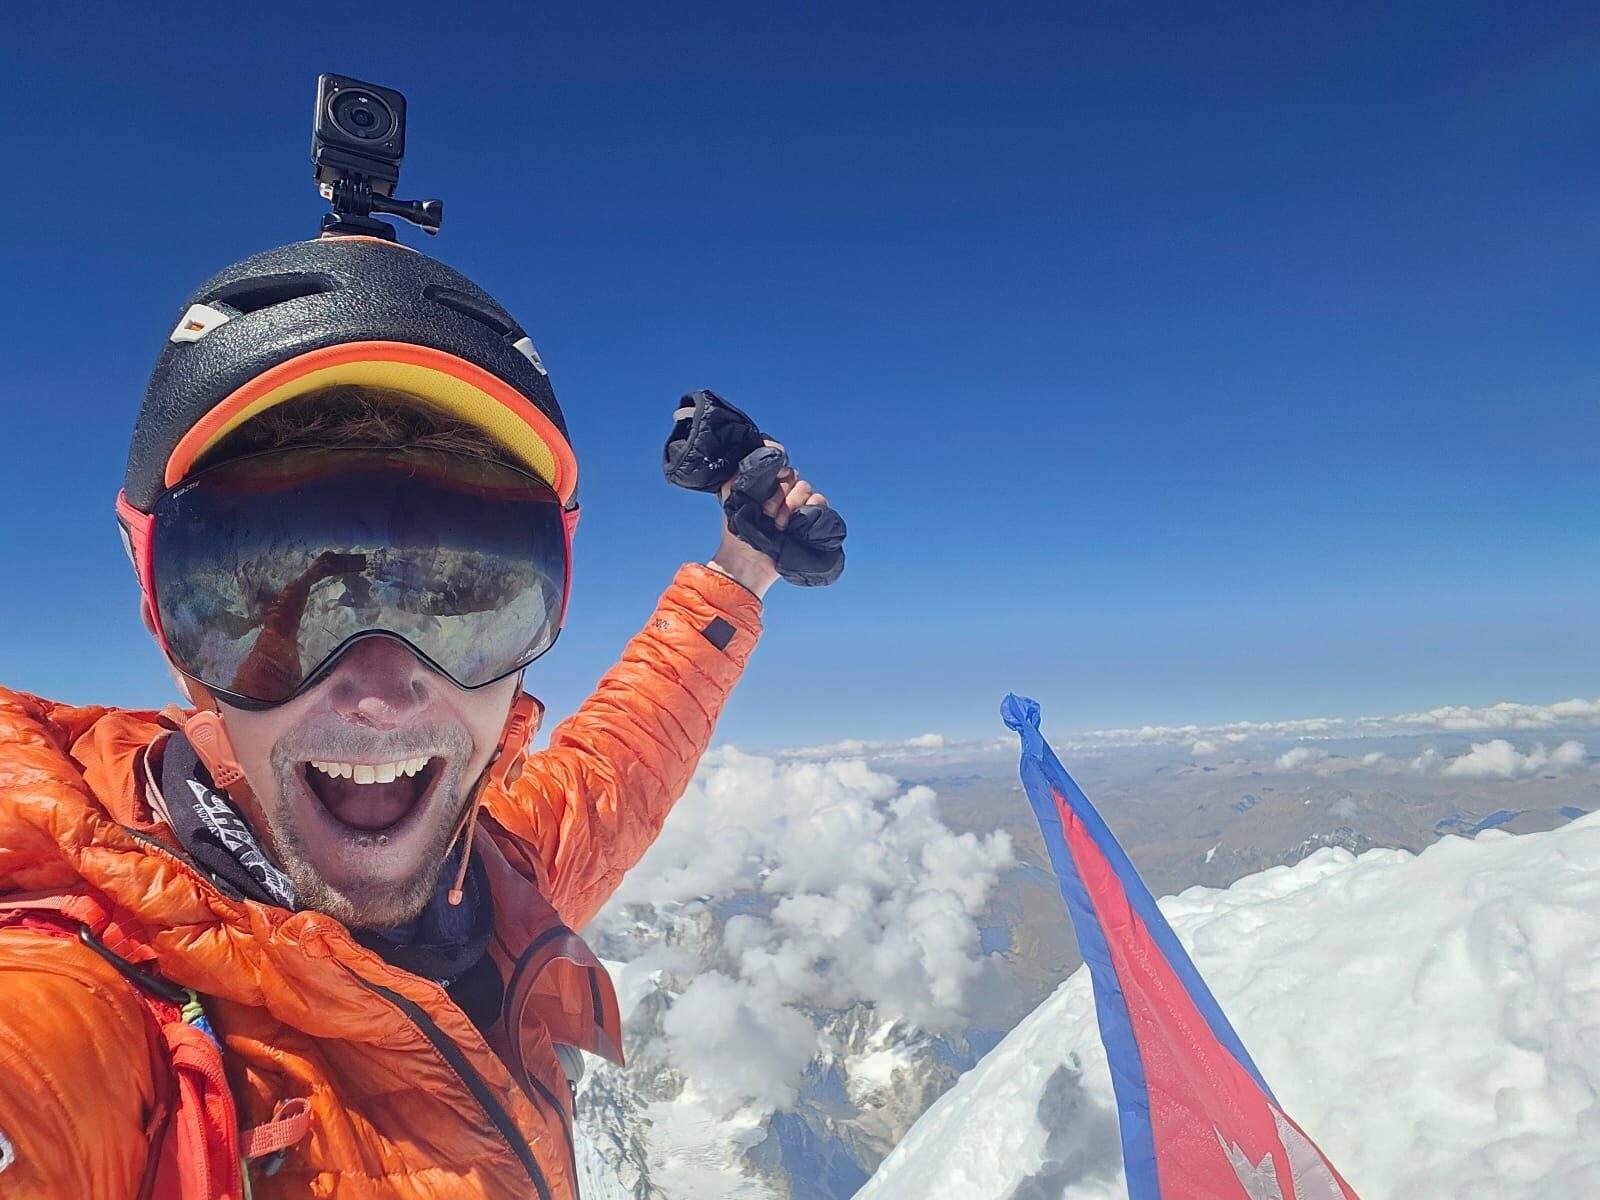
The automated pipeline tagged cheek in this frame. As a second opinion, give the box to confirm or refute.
[460,678,523,767]
[215,706,303,797]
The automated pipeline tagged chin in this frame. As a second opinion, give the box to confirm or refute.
[293,863,444,929]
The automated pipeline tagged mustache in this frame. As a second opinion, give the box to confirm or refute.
[268,722,472,767]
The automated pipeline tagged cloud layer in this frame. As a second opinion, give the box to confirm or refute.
[1060,696,1600,754]
[768,696,1600,768]
[596,747,1014,1112]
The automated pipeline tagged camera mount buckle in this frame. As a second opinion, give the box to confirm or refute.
[319,178,444,240]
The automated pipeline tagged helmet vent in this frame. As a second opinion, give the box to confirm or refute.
[209,272,339,315]
[424,285,518,337]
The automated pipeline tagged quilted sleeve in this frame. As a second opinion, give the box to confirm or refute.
[481,563,763,929]
[0,928,159,1198]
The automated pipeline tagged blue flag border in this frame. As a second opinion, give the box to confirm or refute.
[1002,694,1276,1198]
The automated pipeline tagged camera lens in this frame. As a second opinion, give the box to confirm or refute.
[328,90,397,142]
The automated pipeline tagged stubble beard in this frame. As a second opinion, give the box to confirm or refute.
[263,731,476,929]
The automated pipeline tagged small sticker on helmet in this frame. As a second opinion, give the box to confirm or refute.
[0,1126,15,1173]
[510,336,548,376]
[169,303,233,344]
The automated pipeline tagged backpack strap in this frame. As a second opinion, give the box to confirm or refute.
[241,1098,313,1175]
[0,895,310,1197]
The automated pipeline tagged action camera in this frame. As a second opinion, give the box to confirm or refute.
[313,74,407,195]
[311,73,441,239]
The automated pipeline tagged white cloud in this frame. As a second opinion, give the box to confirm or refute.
[1551,741,1590,771]
[786,736,873,759]
[780,731,986,762]
[1213,735,1589,781]
[1438,739,1588,781]
[1053,696,1600,756]
[660,971,819,1111]
[1410,747,1445,775]
[597,747,1015,1113]
[1389,699,1600,733]
[1275,747,1329,771]
[1191,739,1220,757]
[1551,699,1600,719]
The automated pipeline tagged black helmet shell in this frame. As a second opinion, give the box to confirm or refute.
[125,237,573,512]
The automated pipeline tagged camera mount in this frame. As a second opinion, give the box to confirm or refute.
[313,74,444,241]
[319,179,443,239]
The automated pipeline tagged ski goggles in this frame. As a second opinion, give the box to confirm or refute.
[117,447,577,708]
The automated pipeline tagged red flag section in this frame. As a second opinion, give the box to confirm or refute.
[1004,694,1360,1199]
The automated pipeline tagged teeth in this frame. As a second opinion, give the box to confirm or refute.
[309,757,431,785]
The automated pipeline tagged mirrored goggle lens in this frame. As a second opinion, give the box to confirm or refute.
[150,448,570,705]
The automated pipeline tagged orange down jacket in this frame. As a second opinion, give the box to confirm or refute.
[0,563,761,1199]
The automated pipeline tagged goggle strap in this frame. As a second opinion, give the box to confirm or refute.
[448,692,543,906]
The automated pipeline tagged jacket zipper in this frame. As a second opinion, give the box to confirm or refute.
[500,924,587,1183]
[344,966,556,1200]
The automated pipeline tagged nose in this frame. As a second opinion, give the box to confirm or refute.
[324,636,436,730]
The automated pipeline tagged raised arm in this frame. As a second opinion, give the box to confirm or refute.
[480,563,763,928]
[480,410,840,929]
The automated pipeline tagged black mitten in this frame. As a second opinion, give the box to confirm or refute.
[662,391,847,587]
[723,446,847,587]
[662,390,769,493]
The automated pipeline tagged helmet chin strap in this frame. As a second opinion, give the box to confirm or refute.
[446,690,543,905]
[162,681,543,910]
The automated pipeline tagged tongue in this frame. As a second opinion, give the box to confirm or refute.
[309,771,424,831]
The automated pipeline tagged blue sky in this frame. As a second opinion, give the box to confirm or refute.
[1,3,1595,748]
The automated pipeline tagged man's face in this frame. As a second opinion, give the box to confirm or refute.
[215,636,518,928]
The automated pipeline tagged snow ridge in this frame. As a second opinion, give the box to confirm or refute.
[859,814,1600,1199]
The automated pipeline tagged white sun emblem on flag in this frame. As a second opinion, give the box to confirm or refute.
[1217,1107,1347,1199]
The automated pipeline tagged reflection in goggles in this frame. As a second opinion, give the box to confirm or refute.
[152,448,570,705]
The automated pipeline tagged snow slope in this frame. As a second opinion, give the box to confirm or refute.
[858,813,1600,1199]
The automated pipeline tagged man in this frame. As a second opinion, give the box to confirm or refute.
[0,235,830,1197]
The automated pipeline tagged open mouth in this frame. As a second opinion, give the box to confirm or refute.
[300,756,444,833]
